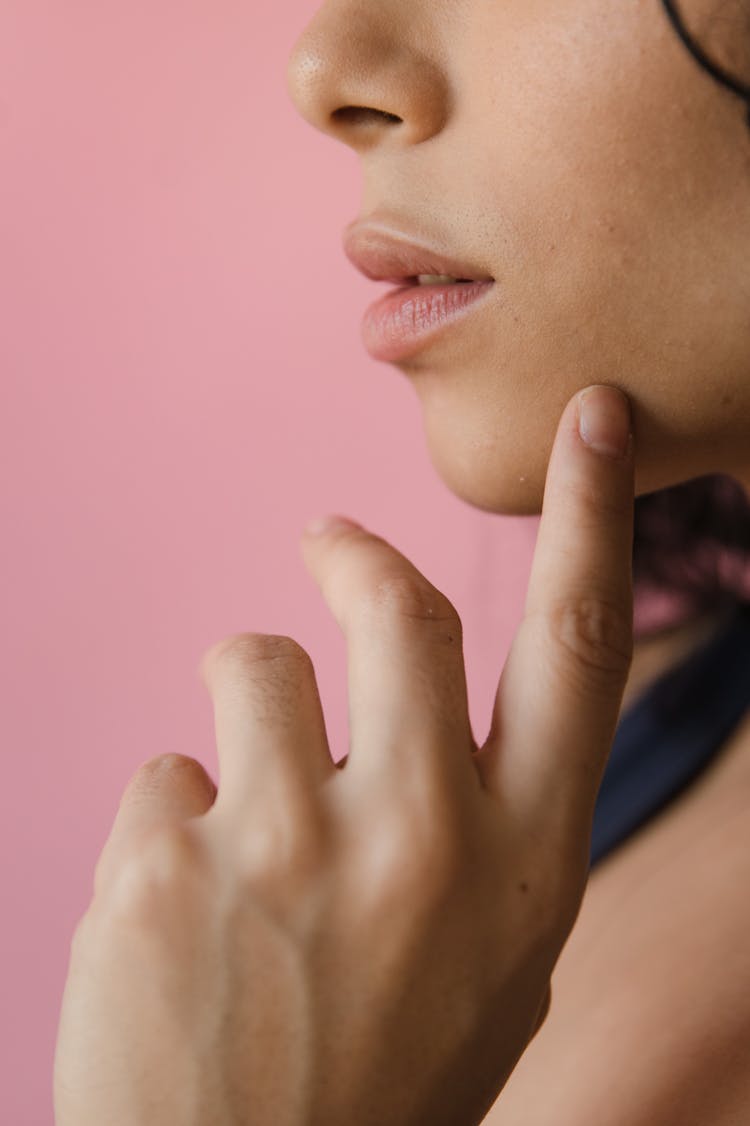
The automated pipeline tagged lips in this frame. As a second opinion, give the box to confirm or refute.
[342,221,495,286]
[341,216,497,362]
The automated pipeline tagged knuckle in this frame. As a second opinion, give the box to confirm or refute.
[366,574,462,635]
[120,757,215,817]
[109,823,203,919]
[546,595,633,686]
[235,802,332,886]
[138,753,207,787]
[206,637,316,719]
[214,633,312,675]
[361,800,464,908]
[143,752,181,774]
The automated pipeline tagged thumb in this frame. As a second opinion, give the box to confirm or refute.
[93,754,217,897]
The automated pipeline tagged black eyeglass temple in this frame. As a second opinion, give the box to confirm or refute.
[660,0,750,127]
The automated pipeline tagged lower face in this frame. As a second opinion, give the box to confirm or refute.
[358,0,750,514]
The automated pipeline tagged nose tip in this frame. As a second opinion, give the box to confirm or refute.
[285,43,404,146]
[285,15,449,152]
[285,37,325,127]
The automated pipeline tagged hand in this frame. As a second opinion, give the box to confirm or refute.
[54,385,634,1126]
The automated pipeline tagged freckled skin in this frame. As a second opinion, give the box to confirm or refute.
[287,0,750,513]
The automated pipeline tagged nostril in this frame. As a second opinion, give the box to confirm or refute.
[331,106,403,127]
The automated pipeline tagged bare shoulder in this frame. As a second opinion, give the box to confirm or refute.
[483,708,750,1126]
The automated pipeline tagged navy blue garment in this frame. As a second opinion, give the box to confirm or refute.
[590,600,750,868]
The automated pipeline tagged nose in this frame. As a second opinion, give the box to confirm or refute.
[286,2,450,153]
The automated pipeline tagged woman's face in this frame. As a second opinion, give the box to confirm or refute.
[287,0,750,514]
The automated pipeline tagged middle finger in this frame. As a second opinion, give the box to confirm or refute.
[300,519,477,787]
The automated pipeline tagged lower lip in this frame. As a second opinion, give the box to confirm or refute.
[361,281,495,362]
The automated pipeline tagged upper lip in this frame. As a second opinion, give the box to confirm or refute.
[342,219,495,286]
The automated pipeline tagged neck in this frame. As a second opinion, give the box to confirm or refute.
[622,465,750,714]
[623,609,730,714]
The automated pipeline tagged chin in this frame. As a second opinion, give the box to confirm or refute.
[405,356,567,516]
[412,364,724,516]
[420,410,548,516]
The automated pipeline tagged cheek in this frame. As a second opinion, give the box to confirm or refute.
[415,7,750,510]
[396,0,750,512]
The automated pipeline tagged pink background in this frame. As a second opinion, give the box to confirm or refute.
[1,3,537,1120]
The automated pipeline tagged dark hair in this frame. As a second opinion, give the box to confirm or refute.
[632,4,750,636]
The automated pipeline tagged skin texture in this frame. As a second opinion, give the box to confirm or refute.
[54,389,638,1125]
[54,1,750,1123]
[284,0,750,1120]
[287,0,750,513]
[483,700,750,1126]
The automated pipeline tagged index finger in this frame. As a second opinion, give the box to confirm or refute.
[478,384,635,834]
[299,521,477,792]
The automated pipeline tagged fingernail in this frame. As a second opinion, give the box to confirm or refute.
[578,386,632,459]
[304,515,362,536]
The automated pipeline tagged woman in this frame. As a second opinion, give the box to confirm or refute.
[54,2,750,1123]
